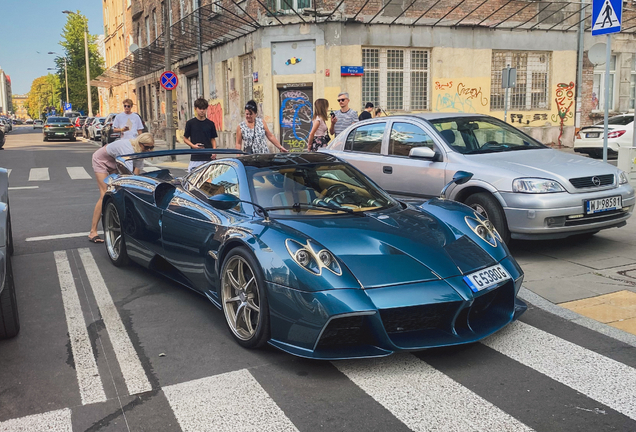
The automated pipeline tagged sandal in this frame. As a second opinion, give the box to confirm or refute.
[88,235,104,244]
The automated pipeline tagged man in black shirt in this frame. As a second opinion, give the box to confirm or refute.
[359,102,374,121]
[184,98,218,172]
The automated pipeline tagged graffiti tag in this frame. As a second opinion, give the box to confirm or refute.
[435,81,453,90]
[457,83,488,107]
[552,82,575,147]
[510,113,549,125]
[435,93,477,113]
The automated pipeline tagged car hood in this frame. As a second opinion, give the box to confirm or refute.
[277,207,497,288]
[466,148,618,184]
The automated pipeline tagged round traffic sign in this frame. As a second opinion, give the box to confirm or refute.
[160,71,178,90]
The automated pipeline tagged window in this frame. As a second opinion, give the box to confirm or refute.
[269,0,311,13]
[388,123,435,156]
[187,75,200,119]
[241,55,253,106]
[222,60,229,115]
[153,10,157,41]
[195,164,241,201]
[362,48,429,112]
[145,16,150,47]
[137,24,142,48]
[593,55,616,111]
[491,51,551,111]
[345,123,385,153]
[631,56,636,110]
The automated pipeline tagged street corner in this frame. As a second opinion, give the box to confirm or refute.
[560,290,636,336]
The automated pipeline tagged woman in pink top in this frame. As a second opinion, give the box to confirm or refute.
[307,98,330,152]
[88,133,155,243]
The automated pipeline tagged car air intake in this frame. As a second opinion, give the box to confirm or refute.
[569,174,614,189]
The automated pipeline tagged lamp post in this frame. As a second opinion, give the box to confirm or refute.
[47,53,69,111]
[62,10,93,116]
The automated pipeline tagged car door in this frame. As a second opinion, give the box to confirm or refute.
[336,121,389,186]
[161,163,241,293]
[380,120,448,198]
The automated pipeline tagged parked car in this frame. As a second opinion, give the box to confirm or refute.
[83,117,95,138]
[0,129,5,150]
[43,116,76,141]
[101,113,120,145]
[25,119,34,125]
[0,167,18,339]
[63,111,81,122]
[33,119,44,129]
[88,117,105,141]
[74,116,88,136]
[0,119,9,134]
[574,114,633,159]
[102,150,526,359]
[323,113,635,243]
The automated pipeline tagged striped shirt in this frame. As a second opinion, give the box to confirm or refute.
[333,109,359,136]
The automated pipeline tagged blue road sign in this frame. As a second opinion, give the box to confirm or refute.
[160,71,178,90]
[64,103,72,111]
[592,0,622,36]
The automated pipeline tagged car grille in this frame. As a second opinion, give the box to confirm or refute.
[565,209,627,226]
[379,302,460,334]
[316,315,376,348]
[569,174,614,189]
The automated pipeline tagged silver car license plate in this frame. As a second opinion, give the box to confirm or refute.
[463,264,510,293]
[586,132,600,138]
[586,196,622,214]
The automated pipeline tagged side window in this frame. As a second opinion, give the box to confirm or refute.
[345,122,385,154]
[195,164,240,200]
[388,122,436,157]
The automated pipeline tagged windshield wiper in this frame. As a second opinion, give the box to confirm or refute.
[263,202,363,216]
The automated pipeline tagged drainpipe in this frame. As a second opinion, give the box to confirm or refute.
[197,0,203,98]
[575,1,586,130]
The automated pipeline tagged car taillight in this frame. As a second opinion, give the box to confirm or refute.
[575,131,581,140]
[44,125,50,128]
[608,130,626,139]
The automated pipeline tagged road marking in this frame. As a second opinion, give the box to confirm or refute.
[78,248,152,395]
[54,251,107,405]
[66,166,92,180]
[163,369,299,432]
[28,167,49,181]
[8,186,39,191]
[336,353,533,432]
[25,231,102,242]
[483,320,636,420]
[0,408,72,432]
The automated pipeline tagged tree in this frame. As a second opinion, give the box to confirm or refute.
[53,11,105,115]
[25,75,62,120]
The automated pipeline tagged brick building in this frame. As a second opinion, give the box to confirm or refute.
[93,0,636,149]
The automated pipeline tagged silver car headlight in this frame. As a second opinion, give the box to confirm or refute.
[285,239,341,276]
[619,170,629,185]
[512,178,565,193]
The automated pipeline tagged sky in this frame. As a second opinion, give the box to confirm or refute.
[0,0,105,95]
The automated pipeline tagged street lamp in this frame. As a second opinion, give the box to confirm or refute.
[48,52,69,111]
[62,10,92,117]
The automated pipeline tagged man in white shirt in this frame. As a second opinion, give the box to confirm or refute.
[112,98,144,140]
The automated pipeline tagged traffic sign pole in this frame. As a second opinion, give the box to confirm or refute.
[603,34,611,163]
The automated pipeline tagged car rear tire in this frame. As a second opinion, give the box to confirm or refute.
[70,137,76,142]
[220,247,270,349]
[43,136,48,142]
[464,192,511,244]
[103,201,130,267]
[0,257,20,339]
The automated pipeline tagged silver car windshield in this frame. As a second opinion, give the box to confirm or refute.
[430,117,546,155]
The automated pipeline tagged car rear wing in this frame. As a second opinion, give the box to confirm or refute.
[115,149,247,175]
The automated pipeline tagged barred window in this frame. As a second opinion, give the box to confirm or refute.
[268,0,311,12]
[241,55,253,106]
[362,47,429,112]
[491,51,551,111]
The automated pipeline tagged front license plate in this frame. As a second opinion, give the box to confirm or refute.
[55,132,65,135]
[586,132,600,138]
[463,264,510,293]
[586,196,622,214]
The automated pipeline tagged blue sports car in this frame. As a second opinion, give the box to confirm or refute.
[103,150,526,359]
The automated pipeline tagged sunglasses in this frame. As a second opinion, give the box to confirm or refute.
[337,99,347,102]
[124,105,132,108]
[142,145,154,150]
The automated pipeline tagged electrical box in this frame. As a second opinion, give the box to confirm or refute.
[617,147,636,187]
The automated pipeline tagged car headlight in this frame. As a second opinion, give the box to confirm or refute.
[285,239,341,276]
[619,170,629,185]
[465,216,501,247]
[512,178,565,193]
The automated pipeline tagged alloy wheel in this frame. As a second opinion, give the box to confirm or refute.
[222,255,261,341]
[105,204,122,260]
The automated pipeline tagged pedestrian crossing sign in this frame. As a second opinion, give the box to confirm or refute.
[592,0,622,36]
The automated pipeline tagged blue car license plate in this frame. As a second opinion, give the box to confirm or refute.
[586,196,622,214]
[463,264,510,293]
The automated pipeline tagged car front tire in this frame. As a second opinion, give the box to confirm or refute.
[103,201,129,267]
[465,192,511,244]
[220,247,270,349]
[0,257,20,339]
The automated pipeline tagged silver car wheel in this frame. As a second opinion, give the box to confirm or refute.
[104,204,122,260]
[222,255,261,341]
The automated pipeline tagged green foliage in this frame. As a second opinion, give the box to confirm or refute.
[25,75,62,119]
[51,11,105,115]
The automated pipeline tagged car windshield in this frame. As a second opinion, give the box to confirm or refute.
[46,118,72,124]
[605,116,633,126]
[246,163,396,216]
[430,116,546,155]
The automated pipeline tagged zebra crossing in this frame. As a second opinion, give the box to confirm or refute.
[2,247,636,431]
[7,167,93,189]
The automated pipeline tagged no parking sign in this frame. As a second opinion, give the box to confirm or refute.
[160,71,178,90]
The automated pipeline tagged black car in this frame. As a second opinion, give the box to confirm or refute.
[0,129,5,150]
[43,117,76,141]
[100,113,120,146]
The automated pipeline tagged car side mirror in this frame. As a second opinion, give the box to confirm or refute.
[209,193,241,210]
[409,147,436,159]
[440,171,473,198]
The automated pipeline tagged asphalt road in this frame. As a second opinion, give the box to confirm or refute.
[1,126,636,432]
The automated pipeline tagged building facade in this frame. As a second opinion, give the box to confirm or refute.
[11,94,28,121]
[0,69,12,116]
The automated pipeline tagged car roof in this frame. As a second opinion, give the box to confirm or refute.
[237,152,341,168]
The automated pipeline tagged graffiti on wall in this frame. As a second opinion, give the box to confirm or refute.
[510,113,549,124]
[552,81,575,147]
[435,81,453,90]
[434,81,488,113]
[456,83,488,107]
[207,101,223,131]
[279,88,313,152]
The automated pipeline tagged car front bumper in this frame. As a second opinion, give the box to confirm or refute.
[266,257,525,360]
[500,185,635,240]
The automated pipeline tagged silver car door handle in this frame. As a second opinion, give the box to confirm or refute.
[383,166,393,174]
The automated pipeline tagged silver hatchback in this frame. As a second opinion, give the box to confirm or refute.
[323,113,635,242]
